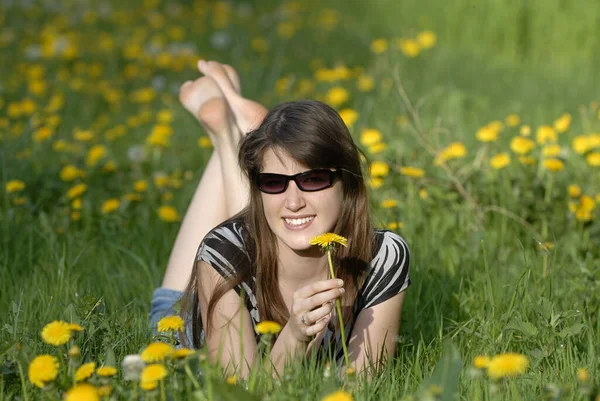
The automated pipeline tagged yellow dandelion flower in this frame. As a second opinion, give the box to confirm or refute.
[381,199,397,208]
[172,348,195,359]
[141,342,174,363]
[416,31,437,49]
[255,321,283,335]
[67,183,87,199]
[158,205,180,222]
[360,128,382,146]
[486,353,528,380]
[6,180,25,193]
[309,233,348,249]
[339,109,358,128]
[67,323,83,332]
[577,368,590,384]
[520,125,531,136]
[96,366,117,377]
[277,21,296,39]
[325,87,349,108]
[33,126,54,143]
[386,221,404,230]
[536,125,557,145]
[579,195,596,212]
[400,166,425,178]
[543,158,564,172]
[140,380,157,391]
[157,109,173,124]
[251,36,269,53]
[157,315,184,332]
[73,129,94,142]
[226,375,238,385]
[75,362,96,382]
[101,198,120,214]
[60,165,84,182]
[446,142,467,158]
[575,208,593,222]
[133,180,148,192]
[370,161,389,177]
[41,320,72,346]
[368,142,388,154]
[586,152,600,167]
[64,383,99,401]
[197,136,212,148]
[397,38,420,57]
[542,144,561,157]
[368,177,383,189]
[490,153,510,170]
[553,113,571,133]
[419,188,429,200]
[141,364,167,382]
[510,136,535,155]
[568,185,582,198]
[322,389,354,401]
[505,114,520,127]
[370,38,388,54]
[473,355,491,369]
[476,126,500,143]
[357,74,375,92]
[28,355,59,388]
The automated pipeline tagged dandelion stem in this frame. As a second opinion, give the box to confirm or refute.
[327,250,350,368]
[16,360,29,401]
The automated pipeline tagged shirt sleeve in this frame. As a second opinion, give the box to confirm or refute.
[358,230,411,309]
[195,220,250,283]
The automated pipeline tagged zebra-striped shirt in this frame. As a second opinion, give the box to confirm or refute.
[195,218,410,362]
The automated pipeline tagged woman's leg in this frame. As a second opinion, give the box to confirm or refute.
[161,76,241,291]
[160,62,268,291]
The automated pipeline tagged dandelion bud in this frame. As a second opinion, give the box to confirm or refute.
[68,345,81,358]
[122,354,145,381]
[346,367,356,378]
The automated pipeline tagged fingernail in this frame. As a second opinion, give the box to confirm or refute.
[197,60,205,68]
[337,279,344,286]
[340,288,345,294]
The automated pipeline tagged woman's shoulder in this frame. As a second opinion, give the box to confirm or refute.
[202,216,247,247]
[196,216,250,264]
[371,228,410,260]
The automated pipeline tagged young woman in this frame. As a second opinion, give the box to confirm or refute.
[150,61,410,377]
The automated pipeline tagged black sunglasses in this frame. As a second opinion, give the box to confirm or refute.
[256,169,342,194]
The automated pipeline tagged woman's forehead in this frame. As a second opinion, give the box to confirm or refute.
[260,148,310,173]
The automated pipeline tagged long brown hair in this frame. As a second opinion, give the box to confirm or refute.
[183,100,373,348]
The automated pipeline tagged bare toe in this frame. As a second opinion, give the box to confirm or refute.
[198,60,238,98]
[223,64,241,94]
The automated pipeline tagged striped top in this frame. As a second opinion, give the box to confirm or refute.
[195,218,410,362]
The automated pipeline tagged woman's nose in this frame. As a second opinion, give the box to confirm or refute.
[284,180,305,211]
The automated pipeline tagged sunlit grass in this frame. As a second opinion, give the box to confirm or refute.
[1,0,599,400]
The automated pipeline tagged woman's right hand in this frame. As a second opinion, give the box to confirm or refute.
[289,279,345,342]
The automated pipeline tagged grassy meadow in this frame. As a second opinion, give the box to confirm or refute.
[1,0,599,400]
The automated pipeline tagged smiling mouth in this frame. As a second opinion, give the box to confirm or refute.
[283,216,315,227]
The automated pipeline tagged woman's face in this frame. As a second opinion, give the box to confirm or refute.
[260,148,344,255]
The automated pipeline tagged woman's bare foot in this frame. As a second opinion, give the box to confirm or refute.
[197,60,268,134]
[178,76,241,146]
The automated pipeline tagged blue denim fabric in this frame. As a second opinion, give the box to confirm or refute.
[149,287,201,348]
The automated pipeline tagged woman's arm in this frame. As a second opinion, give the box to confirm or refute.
[347,290,407,374]
[197,261,258,377]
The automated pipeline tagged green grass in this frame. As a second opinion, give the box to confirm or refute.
[1,0,599,400]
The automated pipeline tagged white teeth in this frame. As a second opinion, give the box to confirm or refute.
[284,216,314,226]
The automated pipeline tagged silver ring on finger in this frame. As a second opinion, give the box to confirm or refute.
[301,312,309,326]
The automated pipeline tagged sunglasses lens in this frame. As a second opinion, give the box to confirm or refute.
[297,170,332,191]
[258,175,287,193]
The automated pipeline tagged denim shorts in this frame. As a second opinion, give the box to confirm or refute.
[149,287,199,347]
